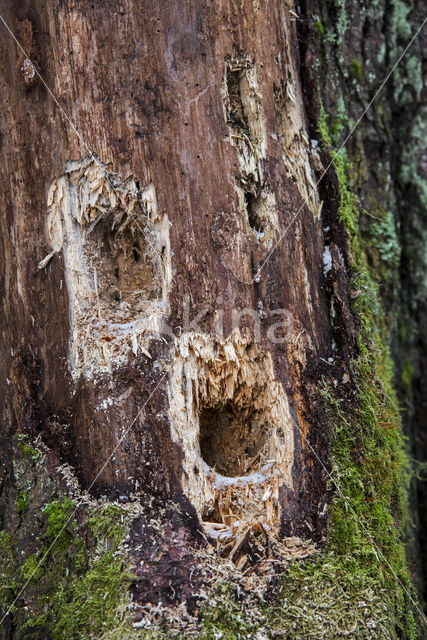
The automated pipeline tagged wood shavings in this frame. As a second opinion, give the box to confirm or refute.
[169,330,295,565]
[43,156,171,379]
[37,250,56,269]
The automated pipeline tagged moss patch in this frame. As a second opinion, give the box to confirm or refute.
[0,531,17,614]
[296,104,420,639]
[314,18,325,39]
[53,552,132,640]
[349,57,363,83]
[198,585,262,639]
[16,433,40,462]
[16,489,29,518]
[0,483,134,640]
[269,554,407,639]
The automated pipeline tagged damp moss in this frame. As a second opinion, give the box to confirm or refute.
[53,551,133,640]
[38,500,131,639]
[87,503,128,549]
[0,531,17,613]
[198,585,262,639]
[268,553,412,639]
[311,103,419,638]
[20,552,43,584]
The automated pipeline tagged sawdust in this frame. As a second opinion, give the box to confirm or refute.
[129,530,317,636]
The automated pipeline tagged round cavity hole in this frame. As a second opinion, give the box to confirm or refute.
[199,402,268,477]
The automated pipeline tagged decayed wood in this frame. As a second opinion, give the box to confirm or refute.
[0,0,347,608]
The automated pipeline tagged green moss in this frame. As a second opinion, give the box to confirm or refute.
[349,57,363,83]
[1,489,134,639]
[268,554,410,639]
[16,489,29,517]
[43,497,75,543]
[47,503,133,639]
[314,104,419,638]
[87,503,128,549]
[53,552,133,640]
[0,531,17,612]
[199,585,262,639]
[17,433,40,462]
[20,552,43,583]
[16,497,85,617]
[0,531,13,553]
[314,19,324,39]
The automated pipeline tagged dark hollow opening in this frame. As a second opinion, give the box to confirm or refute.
[199,402,267,477]
[244,191,263,232]
[226,67,249,135]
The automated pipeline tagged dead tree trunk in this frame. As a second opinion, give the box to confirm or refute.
[0,1,425,638]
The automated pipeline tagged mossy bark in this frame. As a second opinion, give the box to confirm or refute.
[302,0,427,599]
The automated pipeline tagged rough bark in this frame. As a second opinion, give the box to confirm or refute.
[0,1,425,638]
[303,0,427,598]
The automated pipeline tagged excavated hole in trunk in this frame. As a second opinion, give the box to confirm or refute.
[199,401,268,477]
[225,66,251,135]
[169,331,294,545]
[222,50,279,242]
[46,157,171,377]
[84,209,156,321]
[244,190,264,233]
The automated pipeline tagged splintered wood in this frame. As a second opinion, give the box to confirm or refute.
[42,156,171,379]
[222,48,279,246]
[169,330,295,562]
[132,532,317,635]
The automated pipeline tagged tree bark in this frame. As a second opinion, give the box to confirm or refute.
[0,1,425,638]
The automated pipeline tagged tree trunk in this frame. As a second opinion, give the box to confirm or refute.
[0,1,425,638]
